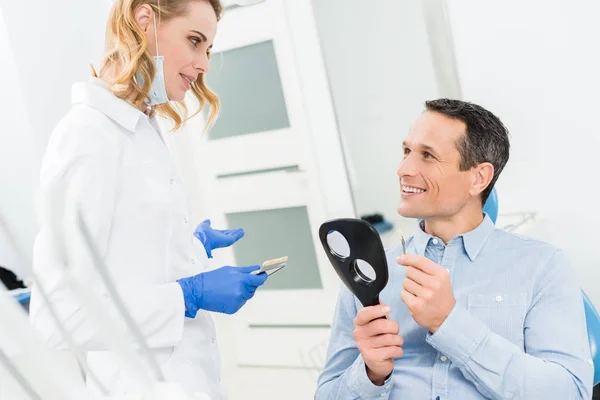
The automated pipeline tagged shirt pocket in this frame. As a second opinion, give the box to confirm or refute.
[468,292,527,349]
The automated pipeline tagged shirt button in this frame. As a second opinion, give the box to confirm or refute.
[183,217,188,224]
[495,295,503,302]
[169,178,174,185]
[191,258,196,265]
[440,355,448,362]
[432,238,439,245]
[211,337,216,345]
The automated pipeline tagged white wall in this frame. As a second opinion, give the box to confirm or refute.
[0,0,108,153]
[312,0,440,232]
[0,5,38,279]
[0,0,109,279]
[446,0,600,305]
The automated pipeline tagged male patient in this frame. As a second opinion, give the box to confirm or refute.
[315,99,593,399]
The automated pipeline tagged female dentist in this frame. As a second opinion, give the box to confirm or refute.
[29,0,267,398]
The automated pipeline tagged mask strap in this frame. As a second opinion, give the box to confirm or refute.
[153,7,159,55]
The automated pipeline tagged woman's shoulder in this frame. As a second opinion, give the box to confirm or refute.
[40,104,126,182]
[55,102,118,137]
[48,104,125,157]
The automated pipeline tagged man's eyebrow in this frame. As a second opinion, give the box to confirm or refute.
[402,141,440,156]
[420,143,439,156]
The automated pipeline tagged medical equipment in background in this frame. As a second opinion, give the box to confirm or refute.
[0,284,91,399]
[583,290,600,385]
[483,187,498,223]
[360,214,394,235]
[0,208,109,398]
[0,185,213,399]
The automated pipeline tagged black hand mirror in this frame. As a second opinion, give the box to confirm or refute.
[318,218,389,307]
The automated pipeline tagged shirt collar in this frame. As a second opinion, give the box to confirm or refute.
[413,213,495,261]
[71,77,147,133]
[413,221,432,257]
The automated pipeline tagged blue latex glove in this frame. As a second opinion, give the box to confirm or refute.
[177,265,268,317]
[194,219,245,258]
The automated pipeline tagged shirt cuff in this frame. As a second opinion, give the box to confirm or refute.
[426,304,489,367]
[348,356,393,399]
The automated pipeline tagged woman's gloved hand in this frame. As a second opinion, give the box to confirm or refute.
[194,219,244,258]
[177,265,268,317]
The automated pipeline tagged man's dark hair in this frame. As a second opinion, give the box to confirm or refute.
[425,99,510,204]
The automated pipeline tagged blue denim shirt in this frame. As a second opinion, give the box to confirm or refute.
[316,215,593,399]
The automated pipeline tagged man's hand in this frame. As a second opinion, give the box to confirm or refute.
[398,254,456,333]
[353,303,404,386]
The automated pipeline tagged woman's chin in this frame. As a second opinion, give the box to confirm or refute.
[167,89,186,103]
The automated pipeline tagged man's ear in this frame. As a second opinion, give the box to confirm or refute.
[470,162,494,197]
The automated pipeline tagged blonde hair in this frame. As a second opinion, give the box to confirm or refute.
[93,0,223,131]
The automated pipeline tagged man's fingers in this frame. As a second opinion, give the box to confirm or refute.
[354,304,392,326]
[405,266,431,287]
[357,318,400,339]
[400,289,418,309]
[368,334,404,349]
[402,277,425,298]
[371,346,404,361]
[397,254,440,275]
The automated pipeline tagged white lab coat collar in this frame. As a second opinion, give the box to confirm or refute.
[71,77,148,133]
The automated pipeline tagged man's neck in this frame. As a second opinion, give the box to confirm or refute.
[422,206,485,244]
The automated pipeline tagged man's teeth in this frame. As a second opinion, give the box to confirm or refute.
[403,186,425,193]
